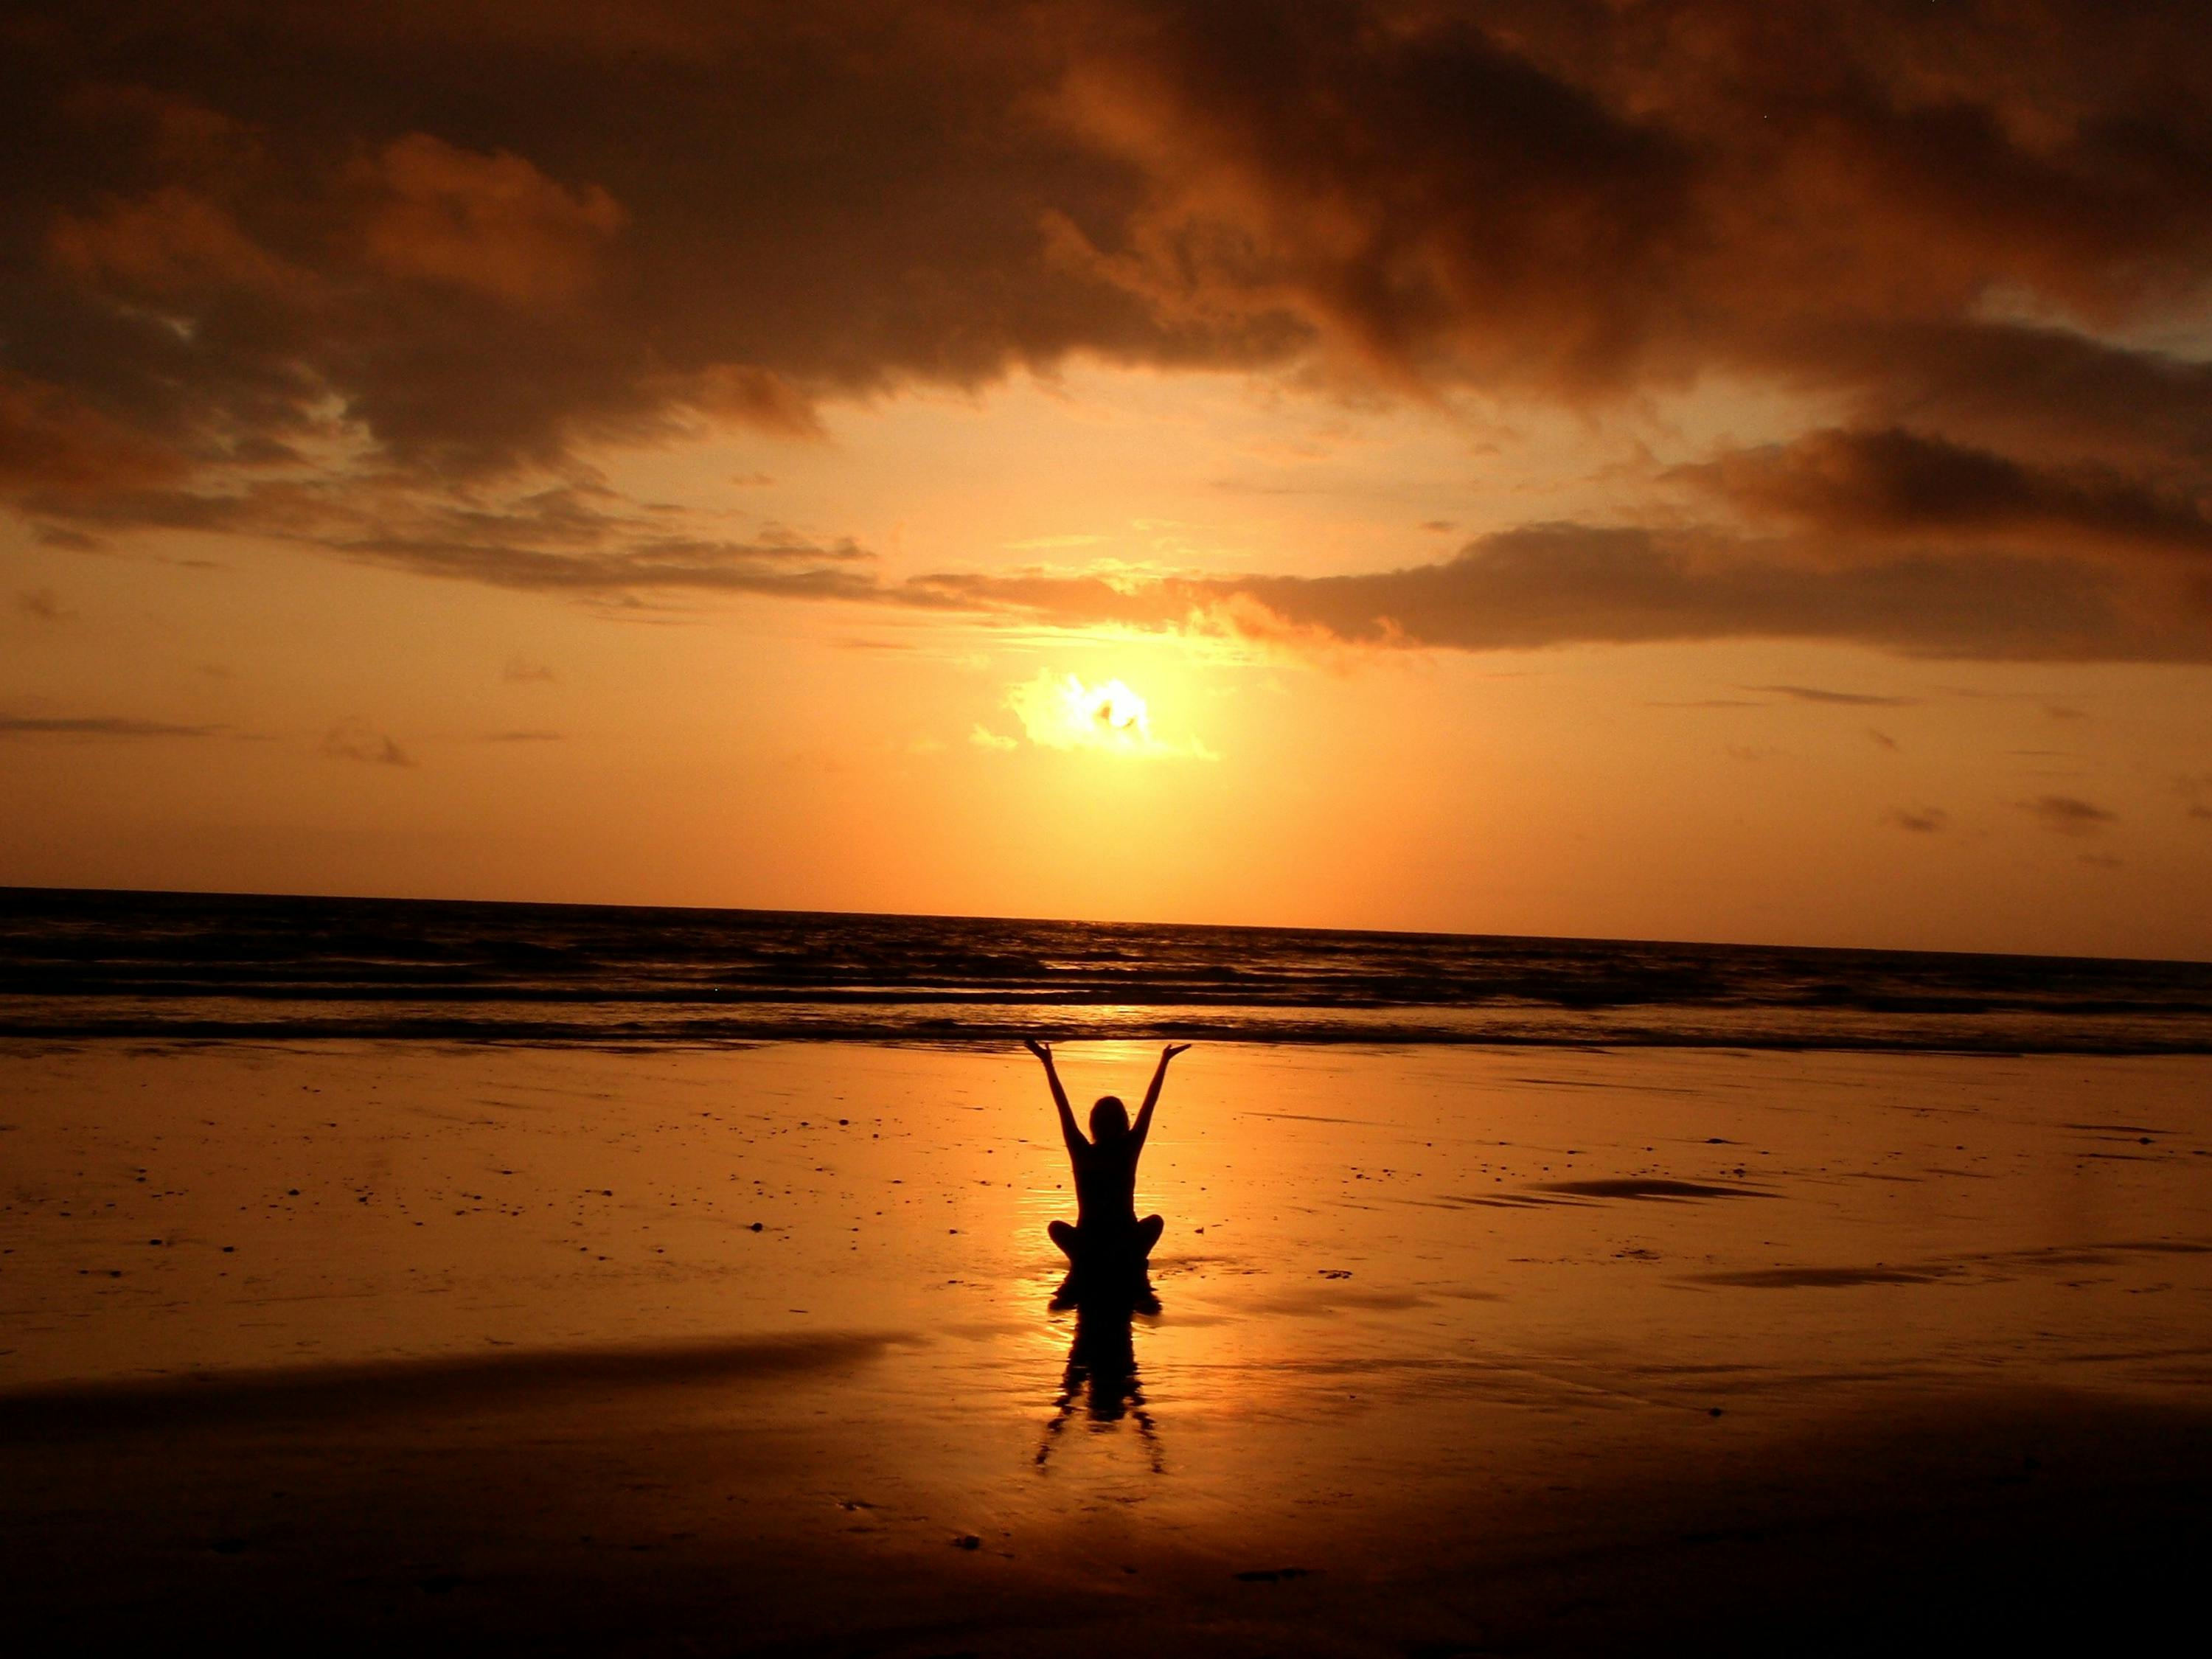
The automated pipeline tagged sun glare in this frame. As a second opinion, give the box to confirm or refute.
[1077,677,1152,740]
[1013,671,1151,749]
[994,670,1211,759]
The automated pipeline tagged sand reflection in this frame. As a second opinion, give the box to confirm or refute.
[1037,1275,1164,1472]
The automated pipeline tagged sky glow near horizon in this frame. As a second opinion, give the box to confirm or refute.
[5,2,2212,958]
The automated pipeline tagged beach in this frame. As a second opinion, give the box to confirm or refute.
[6,1036,2210,1652]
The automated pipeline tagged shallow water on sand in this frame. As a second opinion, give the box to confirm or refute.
[6,1040,2208,1415]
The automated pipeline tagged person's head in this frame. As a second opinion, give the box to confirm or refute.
[1090,1095,1130,1143]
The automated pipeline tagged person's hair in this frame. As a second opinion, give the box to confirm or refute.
[1090,1095,1130,1141]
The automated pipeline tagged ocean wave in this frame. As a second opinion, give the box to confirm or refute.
[5,887,2211,1053]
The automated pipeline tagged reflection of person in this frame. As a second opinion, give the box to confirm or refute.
[1025,1038,1188,1271]
[1036,1294,1163,1472]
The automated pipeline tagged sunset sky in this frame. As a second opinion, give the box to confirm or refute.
[6,1,2212,957]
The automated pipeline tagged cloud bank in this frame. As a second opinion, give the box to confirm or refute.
[905,524,2210,661]
[6,1,2212,659]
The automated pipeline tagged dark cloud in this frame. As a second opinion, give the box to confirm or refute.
[0,4,1183,491]
[0,713,222,737]
[321,718,413,766]
[1745,684,1919,707]
[1687,427,2212,560]
[29,476,880,597]
[1867,727,1899,750]
[1793,321,2212,478]
[2017,793,2118,835]
[335,534,879,597]
[502,656,557,684]
[1049,0,1696,390]
[31,524,102,551]
[15,586,70,621]
[907,524,2212,661]
[1887,807,1947,833]
[4,2,2212,658]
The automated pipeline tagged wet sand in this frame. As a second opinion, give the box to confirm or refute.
[4,1039,2211,1652]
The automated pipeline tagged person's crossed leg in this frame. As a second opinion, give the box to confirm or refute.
[1049,1214,1164,1262]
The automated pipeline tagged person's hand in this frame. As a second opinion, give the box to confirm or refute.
[1162,1043,1192,1061]
[1023,1037,1053,1062]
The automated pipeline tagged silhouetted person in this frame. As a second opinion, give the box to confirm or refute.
[1026,1038,1187,1282]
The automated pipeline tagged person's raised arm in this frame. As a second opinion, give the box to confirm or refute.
[1025,1037,1083,1155]
[1130,1043,1190,1153]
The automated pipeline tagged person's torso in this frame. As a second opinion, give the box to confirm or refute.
[1072,1141,1137,1227]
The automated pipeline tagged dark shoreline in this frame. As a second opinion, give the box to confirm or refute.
[7,1354,2208,1655]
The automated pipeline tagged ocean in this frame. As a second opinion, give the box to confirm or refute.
[4,886,2210,1052]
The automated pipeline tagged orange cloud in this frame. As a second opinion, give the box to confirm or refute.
[0,372,187,497]
[358,134,626,308]
[49,185,298,295]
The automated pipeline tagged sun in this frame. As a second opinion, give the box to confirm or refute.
[994,669,1211,759]
[1011,672,1152,750]
[1072,676,1152,743]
